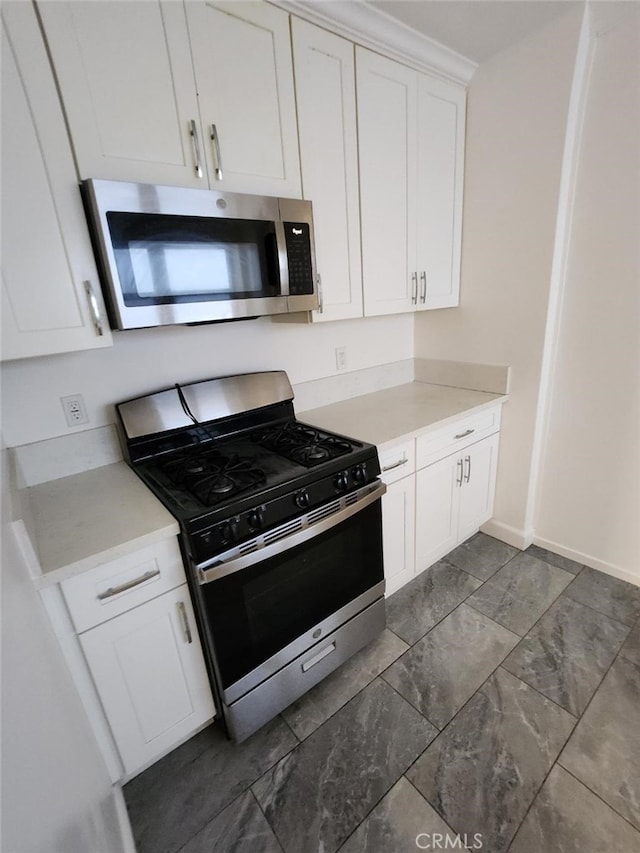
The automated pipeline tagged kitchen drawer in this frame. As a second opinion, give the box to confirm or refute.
[379,439,416,485]
[416,405,502,469]
[61,538,186,633]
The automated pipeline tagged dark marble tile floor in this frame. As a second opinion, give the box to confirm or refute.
[125,534,640,853]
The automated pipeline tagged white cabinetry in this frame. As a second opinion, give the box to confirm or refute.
[0,3,112,362]
[60,539,215,779]
[379,440,416,596]
[291,19,362,321]
[415,408,501,573]
[356,47,465,316]
[38,0,301,196]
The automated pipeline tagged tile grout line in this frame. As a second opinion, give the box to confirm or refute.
[557,763,640,836]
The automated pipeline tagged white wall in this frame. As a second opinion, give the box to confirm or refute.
[535,6,640,582]
[414,7,584,545]
[0,313,414,447]
[0,451,129,853]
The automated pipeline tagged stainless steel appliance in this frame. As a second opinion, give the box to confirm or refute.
[116,372,386,742]
[82,179,318,329]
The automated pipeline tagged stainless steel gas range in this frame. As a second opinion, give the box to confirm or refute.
[116,371,386,742]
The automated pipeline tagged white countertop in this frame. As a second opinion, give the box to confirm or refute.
[26,461,179,586]
[22,381,506,588]
[300,382,506,451]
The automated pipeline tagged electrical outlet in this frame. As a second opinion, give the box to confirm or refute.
[335,346,347,371]
[61,394,89,427]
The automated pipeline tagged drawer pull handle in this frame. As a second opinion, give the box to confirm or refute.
[454,428,475,439]
[456,458,464,487]
[177,601,193,644]
[96,568,161,601]
[382,458,409,472]
[302,642,336,672]
[464,454,471,483]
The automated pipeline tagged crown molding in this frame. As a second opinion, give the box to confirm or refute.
[272,0,477,84]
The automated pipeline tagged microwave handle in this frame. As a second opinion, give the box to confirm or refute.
[196,480,386,584]
[274,221,290,296]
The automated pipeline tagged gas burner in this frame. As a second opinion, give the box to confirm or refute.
[161,450,266,506]
[252,422,354,467]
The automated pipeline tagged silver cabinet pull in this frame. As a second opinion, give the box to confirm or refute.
[84,281,104,336]
[456,458,464,487]
[454,428,475,440]
[302,642,336,672]
[210,124,223,180]
[382,458,408,472]
[189,119,203,178]
[317,273,323,314]
[177,601,193,644]
[411,272,418,304]
[464,455,471,483]
[96,568,160,600]
[420,271,427,304]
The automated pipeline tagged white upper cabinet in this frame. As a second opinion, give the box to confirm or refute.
[356,47,417,316]
[37,0,301,196]
[186,1,301,197]
[416,75,465,310]
[37,1,203,187]
[1,3,111,361]
[356,46,465,316]
[291,19,362,321]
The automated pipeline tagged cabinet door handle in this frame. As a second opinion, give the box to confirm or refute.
[420,271,427,303]
[464,455,471,483]
[189,119,203,178]
[411,272,418,304]
[84,281,104,336]
[317,273,323,314]
[210,124,223,180]
[456,458,464,487]
[96,568,161,600]
[382,458,408,472]
[454,428,475,440]
[177,601,193,644]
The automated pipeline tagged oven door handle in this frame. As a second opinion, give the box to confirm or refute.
[195,480,386,584]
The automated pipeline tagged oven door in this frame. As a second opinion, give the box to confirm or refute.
[195,483,385,704]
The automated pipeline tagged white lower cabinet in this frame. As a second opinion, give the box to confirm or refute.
[60,539,214,779]
[415,432,500,574]
[379,439,416,596]
[380,406,502,594]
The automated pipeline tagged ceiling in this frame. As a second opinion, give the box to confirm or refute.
[366,1,581,63]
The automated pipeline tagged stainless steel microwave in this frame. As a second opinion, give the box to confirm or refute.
[81,179,318,329]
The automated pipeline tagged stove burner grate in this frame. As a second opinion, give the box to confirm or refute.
[252,422,354,467]
[161,449,266,506]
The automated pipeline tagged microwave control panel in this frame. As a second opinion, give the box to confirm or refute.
[284,222,313,295]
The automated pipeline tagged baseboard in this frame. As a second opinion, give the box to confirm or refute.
[533,535,640,588]
[113,784,137,853]
[480,519,534,551]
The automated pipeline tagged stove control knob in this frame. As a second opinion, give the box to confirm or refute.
[294,489,310,509]
[219,522,235,546]
[248,508,265,531]
[352,464,367,484]
[334,471,349,492]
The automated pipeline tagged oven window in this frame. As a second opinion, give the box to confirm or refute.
[201,500,384,690]
[106,211,280,304]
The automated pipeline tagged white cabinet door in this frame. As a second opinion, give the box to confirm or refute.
[37,1,204,186]
[1,4,112,361]
[415,453,459,574]
[185,1,301,197]
[80,585,215,778]
[356,47,417,316]
[457,432,499,542]
[292,19,362,322]
[416,76,465,310]
[382,476,416,596]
